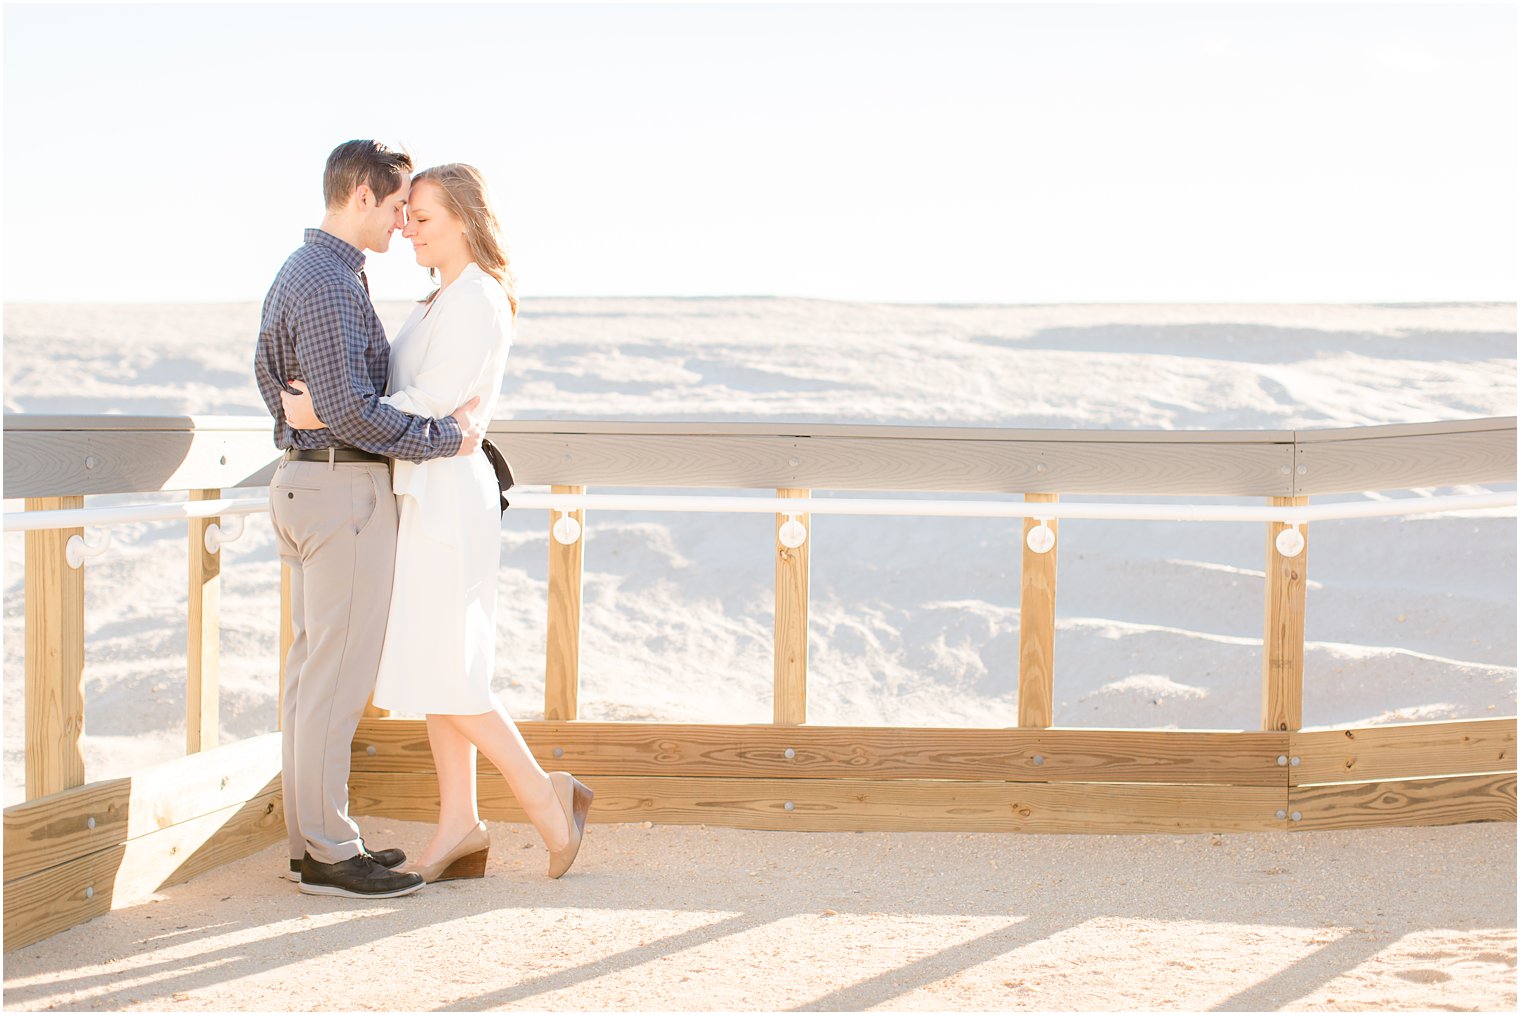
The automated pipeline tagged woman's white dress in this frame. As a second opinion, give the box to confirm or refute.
[372,263,513,715]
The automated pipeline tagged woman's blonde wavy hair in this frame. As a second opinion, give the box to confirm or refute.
[414,163,518,315]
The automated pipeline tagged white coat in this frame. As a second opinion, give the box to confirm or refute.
[371,263,513,715]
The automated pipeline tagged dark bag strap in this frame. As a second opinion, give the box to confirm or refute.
[480,438,516,516]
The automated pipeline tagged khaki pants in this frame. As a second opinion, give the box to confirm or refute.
[269,458,397,864]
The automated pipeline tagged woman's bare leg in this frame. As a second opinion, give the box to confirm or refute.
[441,703,570,853]
[415,714,482,867]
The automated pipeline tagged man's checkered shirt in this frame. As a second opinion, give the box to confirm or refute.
[253,228,461,462]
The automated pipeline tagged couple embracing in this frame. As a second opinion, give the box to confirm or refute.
[253,139,592,899]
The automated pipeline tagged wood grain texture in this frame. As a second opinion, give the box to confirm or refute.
[1262,496,1308,733]
[3,733,282,882]
[1290,718,1517,785]
[352,720,1290,786]
[482,432,1297,494]
[545,484,585,721]
[1294,426,1516,495]
[1288,772,1516,831]
[25,496,86,800]
[350,771,1286,834]
[774,488,809,725]
[7,415,1511,496]
[4,426,280,497]
[186,489,220,752]
[1018,493,1059,728]
[3,790,283,952]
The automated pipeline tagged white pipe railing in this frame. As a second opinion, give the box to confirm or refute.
[5,489,1514,533]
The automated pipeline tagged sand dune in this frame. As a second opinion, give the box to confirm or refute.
[3,299,1515,801]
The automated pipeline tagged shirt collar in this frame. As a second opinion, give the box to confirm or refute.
[305,228,367,274]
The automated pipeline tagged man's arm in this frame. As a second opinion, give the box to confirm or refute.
[292,283,463,462]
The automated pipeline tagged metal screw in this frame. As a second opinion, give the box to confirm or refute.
[553,747,564,758]
[1280,464,1291,475]
[84,455,97,470]
[1290,756,1300,766]
[788,457,800,468]
[1290,811,1302,822]
[85,885,94,899]
[87,816,96,830]
[783,748,796,759]
[1276,755,1288,766]
[1276,809,1287,819]
[783,801,795,811]
[1296,464,1307,475]
[366,745,376,756]
[1035,462,1048,472]
[1032,755,1045,766]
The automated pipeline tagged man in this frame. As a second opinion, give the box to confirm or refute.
[254,140,483,899]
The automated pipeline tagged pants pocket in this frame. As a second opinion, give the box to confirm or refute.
[352,469,379,535]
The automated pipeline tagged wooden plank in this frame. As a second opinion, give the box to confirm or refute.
[1262,496,1307,733]
[4,426,281,497]
[545,484,585,721]
[186,489,220,753]
[1017,493,1058,728]
[1293,416,1516,442]
[485,432,1297,495]
[352,720,1290,786]
[1291,718,1517,785]
[1289,772,1516,831]
[3,789,283,952]
[10,415,1512,497]
[1295,427,1516,495]
[350,771,1286,834]
[24,496,86,800]
[3,732,283,882]
[774,488,809,725]
[278,562,293,728]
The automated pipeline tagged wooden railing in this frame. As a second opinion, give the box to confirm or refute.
[3,414,1516,950]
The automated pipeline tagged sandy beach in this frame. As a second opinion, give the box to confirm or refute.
[2,819,1514,1011]
[3,299,1515,1009]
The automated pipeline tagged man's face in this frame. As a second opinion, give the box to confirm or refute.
[360,176,411,253]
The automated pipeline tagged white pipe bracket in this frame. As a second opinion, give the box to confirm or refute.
[65,528,112,569]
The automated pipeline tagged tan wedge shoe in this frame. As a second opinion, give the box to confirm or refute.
[406,821,490,883]
[547,772,593,879]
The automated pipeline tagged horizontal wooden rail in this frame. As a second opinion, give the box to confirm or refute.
[2,733,283,951]
[5,415,1513,497]
[352,720,1293,786]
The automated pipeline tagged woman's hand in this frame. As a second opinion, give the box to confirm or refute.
[281,379,327,430]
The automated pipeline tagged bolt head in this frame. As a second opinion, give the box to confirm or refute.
[783,801,795,811]
[553,747,564,758]
[1277,755,1288,766]
[784,748,796,759]
[1276,809,1287,819]
[1291,811,1302,821]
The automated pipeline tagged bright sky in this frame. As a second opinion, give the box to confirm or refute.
[3,2,1515,304]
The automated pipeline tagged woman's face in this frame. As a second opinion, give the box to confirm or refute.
[402,180,467,269]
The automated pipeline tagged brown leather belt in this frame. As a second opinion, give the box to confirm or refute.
[283,447,389,464]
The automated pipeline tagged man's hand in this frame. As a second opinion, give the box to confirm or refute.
[282,379,326,430]
[451,397,483,456]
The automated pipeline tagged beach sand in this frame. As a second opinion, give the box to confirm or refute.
[2,819,1514,1011]
[2,300,1515,1008]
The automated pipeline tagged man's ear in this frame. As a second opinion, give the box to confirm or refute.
[354,184,373,210]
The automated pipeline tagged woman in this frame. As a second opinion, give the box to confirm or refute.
[283,164,592,883]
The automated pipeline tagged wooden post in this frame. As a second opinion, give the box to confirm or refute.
[24,496,86,799]
[774,488,809,725]
[186,490,220,752]
[1018,493,1059,728]
[545,484,585,721]
[1263,495,1308,732]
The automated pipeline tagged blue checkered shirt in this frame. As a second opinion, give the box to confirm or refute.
[253,228,462,461]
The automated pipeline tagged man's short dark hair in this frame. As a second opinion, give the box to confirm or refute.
[323,140,413,210]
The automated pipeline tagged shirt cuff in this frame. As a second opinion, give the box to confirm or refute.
[438,414,464,458]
